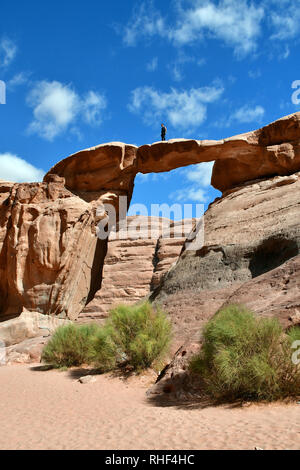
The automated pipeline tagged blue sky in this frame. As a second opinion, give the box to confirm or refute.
[0,0,300,216]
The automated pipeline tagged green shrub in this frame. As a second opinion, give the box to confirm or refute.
[42,323,101,368]
[190,305,300,402]
[94,302,172,371]
[42,302,171,372]
[91,324,119,372]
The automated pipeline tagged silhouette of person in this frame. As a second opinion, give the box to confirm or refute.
[161,123,167,141]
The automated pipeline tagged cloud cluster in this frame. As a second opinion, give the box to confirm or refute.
[230,105,265,124]
[169,0,264,57]
[216,104,265,128]
[269,0,300,40]
[26,81,107,141]
[129,84,224,131]
[122,0,298,58]
[0,153,44,182]
[123,1,165,46]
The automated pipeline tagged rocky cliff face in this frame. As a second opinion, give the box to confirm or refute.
[0,175,107,321]
[78,216,187,322]
[1,112,300,347]
[152,172,300,347]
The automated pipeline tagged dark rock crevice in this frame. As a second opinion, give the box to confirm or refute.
[248,236,299,278]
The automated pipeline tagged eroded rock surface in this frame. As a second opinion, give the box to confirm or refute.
[153,172,300,345]
[221,255,300,329]
[138,112,300,191]
[0,309,71,347]
[0,176,108,321]
[78,216,188,322]
[46,112,300,194]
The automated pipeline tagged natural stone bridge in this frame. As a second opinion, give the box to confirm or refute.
[1,112,300,322]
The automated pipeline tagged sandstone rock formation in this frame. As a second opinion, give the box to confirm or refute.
[0,309,71,347]
[4,336,49,365]
[221,254,300,329]
[46,142,138,207]
[152,172,300,347]
[146,342,203,400]
[138,112,300,191]
[46,112,300,195]
[1,111,300,345]
[78,216,189,322]
[0,175,108,321]
[0,309,71,365]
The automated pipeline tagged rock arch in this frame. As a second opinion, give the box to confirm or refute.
[1,112,300,321]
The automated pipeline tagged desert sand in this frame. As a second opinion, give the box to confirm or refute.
[0,364,299,450]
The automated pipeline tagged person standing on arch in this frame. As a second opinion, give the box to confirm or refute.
[161,123,167,141]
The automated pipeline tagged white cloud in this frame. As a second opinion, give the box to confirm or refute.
[26,81,107,141]
[171,162,214,203]
[169,0,264,57]
[216,104,265,128]
[123,1,165,46]
[123,0,264,57]
[171,64,184,82]
[129,84,224,131]
[146,57,158,72]
[82,91,107,125]
[185,161,214,187]
[0,153,45,182]
[7,72,30,90]
[0,38,17,68]
[122,1,299,60]
[270,2,300,40]
[27,81,79,140]
[281,45,290,60]
[174,186,209,202]
[230,105,265,124]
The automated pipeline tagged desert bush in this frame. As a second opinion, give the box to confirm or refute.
[190,305,300,402]
[42,323,100,368]
[91,324,119,372]
[42,303,171,372]
[93,302,172,371]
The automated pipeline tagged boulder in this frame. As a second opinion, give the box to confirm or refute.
[4,336,49,365]
[78,375,97,384]
[0,309,71,347]
[147,342,202,400]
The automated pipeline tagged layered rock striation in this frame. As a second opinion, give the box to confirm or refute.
[78,216,188,322]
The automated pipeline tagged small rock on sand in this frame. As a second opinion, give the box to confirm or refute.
[78,375,97,384]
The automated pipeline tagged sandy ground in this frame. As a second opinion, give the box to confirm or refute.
[0,364,299,450]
